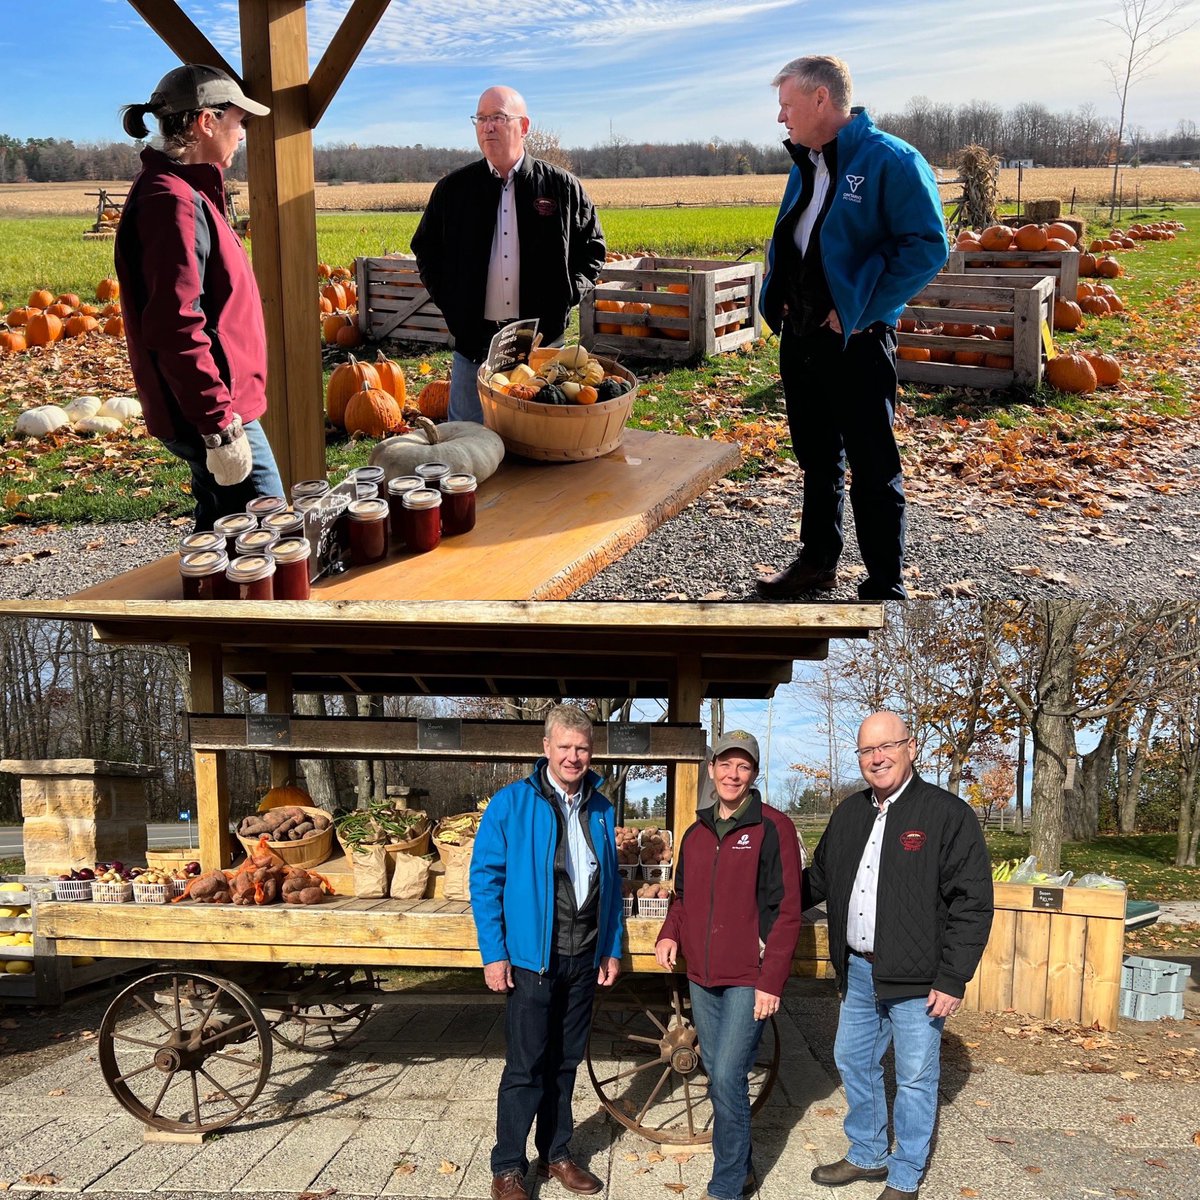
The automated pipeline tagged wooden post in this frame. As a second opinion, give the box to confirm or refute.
[189,643,232,871]
[668,653,704,848]
[266,670,295,790]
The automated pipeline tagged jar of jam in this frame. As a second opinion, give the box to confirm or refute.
[225,553,275,600]
[263,510,305,540]
[234,528,280,558]
[179,531,224,557]
[291,478,330,504]
[246,494,288,523]
[415,461,451,489]
[386,475,424,544]
[213,512,257,558]
[401,488,442,553]
[355,482,378,502]
[351,465,386,499]
[179,549,230,600]
[271,538,312,600]
[346,498,390,566]
[440,472,478,536]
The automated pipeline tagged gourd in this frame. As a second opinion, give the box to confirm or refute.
[1045,352,1097,395]
[374,351,407,405]
[65,395,103,423]
[343,381,403,439]
[15,405,72,437]
[99,396,142,422]
[416,379,451,420]
[325,355,381,428]
[371,417,505,483]
[74,414,126,434]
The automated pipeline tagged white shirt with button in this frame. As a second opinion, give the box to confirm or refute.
[845,772,915,955]
[484,153,523,323]
[547,774,597,911]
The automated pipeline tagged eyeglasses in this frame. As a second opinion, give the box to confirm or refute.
[855,739,911,759]
[471,113,520,127]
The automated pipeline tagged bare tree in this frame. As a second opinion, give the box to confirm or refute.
[524,125,573,172]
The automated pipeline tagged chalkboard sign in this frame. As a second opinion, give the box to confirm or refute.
[485,317,539,373]
[608,723,651,754]
[306,481,354,581]
[418,718,463,751]
[245,713,292,748]
[1032,886,1063,911]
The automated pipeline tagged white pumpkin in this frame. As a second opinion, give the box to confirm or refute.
[65,395,103,423]
[370,419,505,483]
[15,405,72,438]
[98,395,142,422]
[74,414,125,435]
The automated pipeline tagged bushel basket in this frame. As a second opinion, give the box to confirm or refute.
[236,805,334,870]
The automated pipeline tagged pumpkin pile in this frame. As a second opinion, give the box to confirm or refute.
[2,280,124,354]
[956,221,1081,256]
[318,263,362,348]
[486,344,633,406]
[13,394,142,440]
[325,352,408,438]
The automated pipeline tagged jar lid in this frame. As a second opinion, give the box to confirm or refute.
[347,497,390,521]
[179,531,224,555]
[441,472,477,493]
[179,548,229,577]
[271,537,312,563]
[386,474,424,496]
[234,529,280,554]
[352,465,385,482]
[291,478,330,498]
[402,487,443,510]
[226,553,276,583]
[415,461,451,480]
[292,496,322,514]
[213,512,256,536]
[263,510,304,532]
[245,494,287,517]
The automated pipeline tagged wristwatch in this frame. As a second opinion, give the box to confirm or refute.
[201,415,245,449]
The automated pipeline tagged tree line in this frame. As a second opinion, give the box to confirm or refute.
[2,100,1196,186]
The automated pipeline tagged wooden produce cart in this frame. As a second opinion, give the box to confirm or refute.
[5,600,880,1143]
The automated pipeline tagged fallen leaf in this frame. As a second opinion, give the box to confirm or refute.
[985,1135,1015,1145]
[20,1176,60,1187]
[47,1088,66,1097]
[664,1186,688,1195]
[1112,1189,1140,1198]
[814,1106,839,1117]
[646,1151,665,1164]
[1117,1113,1137,1124]
[960,1190,979,1198]
[297,1189,337,1200]
[437,1160,457,1175]
[393,1160,416,1177]
[672,1153,695,1165]
[1144,1158,1168,1169]
[1192,1131,1200,1147]
[1024,1165,1043,1174]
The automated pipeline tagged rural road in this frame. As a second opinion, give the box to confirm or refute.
[0,825,197,861]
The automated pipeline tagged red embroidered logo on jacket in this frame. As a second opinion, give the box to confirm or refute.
[900,830,926,852]
[534,197,558,216]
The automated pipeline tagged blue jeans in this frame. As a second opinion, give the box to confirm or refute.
[492,951,597,1175]
[449,351,484,423]
[162,418,284,532]
[834,952,944,1194]
[689,983,764,1200]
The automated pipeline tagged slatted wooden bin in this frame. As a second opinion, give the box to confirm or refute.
[355,253,451,346]
[962,881,1126,1030]
[898,271,1055,389]
[579,256,762,361]
[946,247,1080,301]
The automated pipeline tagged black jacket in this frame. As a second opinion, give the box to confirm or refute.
[411,156,606,361]
[803,774,993,1000]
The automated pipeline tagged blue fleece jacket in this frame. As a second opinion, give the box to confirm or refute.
[469,759,624,973]
[760,109,947,342]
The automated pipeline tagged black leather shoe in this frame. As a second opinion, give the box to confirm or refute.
[756,559,837,599]
[810,1157,889,1186]
[877,1187,918,1199]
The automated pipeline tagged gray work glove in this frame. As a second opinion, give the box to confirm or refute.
[203,416,253,487]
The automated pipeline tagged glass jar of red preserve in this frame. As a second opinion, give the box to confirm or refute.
[401,488,442,553]
[179,530,224,556]
[213,512,257,557]
[291,479,330,504]
[225,553,275,600]
[440,472,478,535]
[234,528,280,558]
[346,498,389,566]
[351,465,386,499]
[246,494,287,523]
[271,538,312,600]
[386,475,423,543]
[263,510,304,540]
[179,549,230,600]
[415,461,451,489]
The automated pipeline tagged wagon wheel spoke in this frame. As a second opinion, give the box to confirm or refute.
[147,1071,174,1121]
[682,1076,697,1137]
[268,968,378,1053]
[131,992,177,1034]
[593,1055,670,1089]
[635,1065,674,1126]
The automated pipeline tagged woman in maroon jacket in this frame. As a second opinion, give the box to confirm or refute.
[656,731,803,1200]
[116,65,284,531]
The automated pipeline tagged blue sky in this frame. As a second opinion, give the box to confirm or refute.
[5,1,1198,150]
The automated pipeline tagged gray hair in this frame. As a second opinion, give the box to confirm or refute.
[543,704,593,741]
[771,55,853,110]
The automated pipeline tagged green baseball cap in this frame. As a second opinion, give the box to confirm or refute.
[710,730,760,767]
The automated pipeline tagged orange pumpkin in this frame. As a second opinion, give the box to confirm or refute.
[1077,253,1098,277]
[1052,298,1084,331]
[322,313,353,342]
[64,314,100,338]
[322,282,348,311]
[96,277,120,302]
[978,225,1014,251]
[1045,351,1097,394]
[983,350,1012,369]
[1014,224,1048,251]
[103,314,125,338]
[416,379,451,420]
[942,322,976,338]
[317,263,332,280]
[1096,256,1121,279]
[1046,222,1078,246]
[897,346,931,361]
[28,289,54,310]
[649,301,688,339]
[0,330,26,353]
[319,295,334,314]
[619,300,650,337]
[6,307,33,327]
[25,312,63,346]
[46,302,74,319]
[55,292,81,309]
[1080,351,1121,386]
[1079,295,1111,316]
[955,336,989,366]
[326,355,381,428]
[257,782,313,813]
[344,381,402,439]
[100,303,121,318]
[596,298,623,334]
[373,351,407,405]
[334,323,363,349]
[77,303,99,316]
[576,385,599,405]
[332,266,353,281]
[1044,237,1072,251]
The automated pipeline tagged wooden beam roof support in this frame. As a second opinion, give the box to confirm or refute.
[125,0,235,76]
[308,0,394,128]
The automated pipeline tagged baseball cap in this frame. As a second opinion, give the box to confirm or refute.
[710,730,760,768]
[149,65,270,118]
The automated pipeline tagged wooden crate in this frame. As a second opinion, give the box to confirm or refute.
[355,254,451,346]
[962,881,1125,1030]
[946,247,1080,301]
[897,271,1055,389]
[579,256,762,361]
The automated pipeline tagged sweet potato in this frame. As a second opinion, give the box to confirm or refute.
[173,870,232,904]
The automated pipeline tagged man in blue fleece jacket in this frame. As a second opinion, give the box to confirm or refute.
[470,704,623,1200]
[757,55,947,601]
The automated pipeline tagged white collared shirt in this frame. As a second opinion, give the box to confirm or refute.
[845,772,914,954]
[484,153,522,322]
[793,147,829,258]
[548,773,597,910]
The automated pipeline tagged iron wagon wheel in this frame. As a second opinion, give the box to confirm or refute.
[98,970,273,1134]
[264,966,380,1052]
[586,975,779,1145]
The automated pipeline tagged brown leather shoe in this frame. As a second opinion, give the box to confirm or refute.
[810,1157,889,1186]
[491,1168,530,1200]
[756,559,838,599]
[535,1156,603,1194]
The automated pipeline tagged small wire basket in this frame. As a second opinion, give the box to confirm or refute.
[617,863,639,882]
[91,880,133,904]
[636,896,670,922]
[642,863,673,883]
[53,879,93,902]
[132,881,172,905]
[171,877,190,897]
[622,895,634,920]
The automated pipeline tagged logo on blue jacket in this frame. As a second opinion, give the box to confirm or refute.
[843,174,865,203]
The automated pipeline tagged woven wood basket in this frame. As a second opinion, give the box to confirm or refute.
[145,847,201,873]
[236,805,334,870]
[476,356,638,462]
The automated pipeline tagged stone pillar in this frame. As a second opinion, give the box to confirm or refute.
[0,759,159,875]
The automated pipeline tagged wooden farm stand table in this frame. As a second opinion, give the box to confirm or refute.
[72,429,738,602]
[2,600,880,1141]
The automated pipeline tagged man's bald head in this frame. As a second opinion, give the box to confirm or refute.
[474,86,530,175]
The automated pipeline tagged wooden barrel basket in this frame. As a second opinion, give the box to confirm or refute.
[476,356,638,463]
[236,805,334,870]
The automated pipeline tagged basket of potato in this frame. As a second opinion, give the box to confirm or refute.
[638,826,673,882]
[235,805,335,870]
[636,882,672,921]
[616,825,641,880]
[131,868,176,904]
